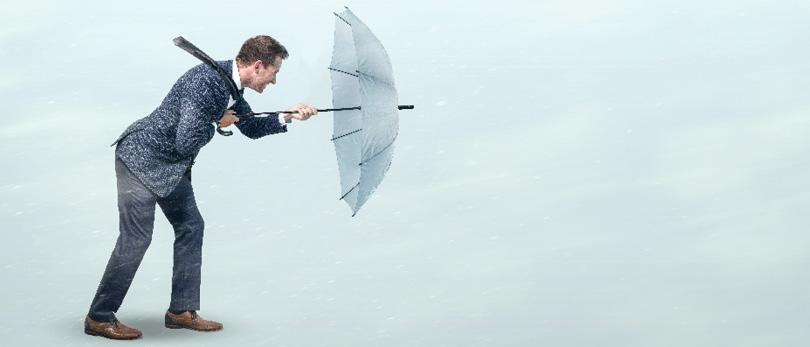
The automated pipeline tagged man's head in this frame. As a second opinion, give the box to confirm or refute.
[236,35,289,93]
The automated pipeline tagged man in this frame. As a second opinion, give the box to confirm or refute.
[85,35,317,340]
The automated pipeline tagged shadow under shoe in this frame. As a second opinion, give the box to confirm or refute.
[165,310,223,332]
[85,316,143,340]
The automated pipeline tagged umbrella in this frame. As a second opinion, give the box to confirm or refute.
[328,7,411,216]
[230,7,412,216]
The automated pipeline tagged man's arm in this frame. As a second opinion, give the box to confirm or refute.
[224,100,318,139]
[229,98,286,139]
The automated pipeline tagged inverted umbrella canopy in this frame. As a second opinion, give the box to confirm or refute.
[330,7,403,216]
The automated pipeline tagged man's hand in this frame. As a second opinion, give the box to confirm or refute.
[218,109,239,128]
[284,103,319,122]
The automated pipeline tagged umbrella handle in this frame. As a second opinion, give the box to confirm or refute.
[216,122,233,136]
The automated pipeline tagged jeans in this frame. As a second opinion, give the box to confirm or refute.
[88,156,204,322]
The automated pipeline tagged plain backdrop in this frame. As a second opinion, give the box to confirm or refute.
[1,0,809,346]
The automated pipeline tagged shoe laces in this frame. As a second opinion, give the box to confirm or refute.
[110,320,120,330]
[189,311,198,321]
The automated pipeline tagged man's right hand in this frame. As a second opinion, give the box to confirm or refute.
[218,109,239,128]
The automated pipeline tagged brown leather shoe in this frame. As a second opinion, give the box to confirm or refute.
[165,310,223,331]
[84,316,142,340]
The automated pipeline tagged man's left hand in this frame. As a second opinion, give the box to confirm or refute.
[284,103,319,121]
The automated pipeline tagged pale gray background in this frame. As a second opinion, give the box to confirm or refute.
[1,0,809,346]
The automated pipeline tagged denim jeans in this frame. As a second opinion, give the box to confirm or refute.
[88,156,204,322]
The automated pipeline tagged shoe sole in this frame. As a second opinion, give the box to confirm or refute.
[165,324,223,332]
[85,329,141,340]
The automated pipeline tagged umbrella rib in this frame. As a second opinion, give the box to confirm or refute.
[328,67,359,78]
[333,12,352,26]
[331,128,362,141]
[355,70,396,89]
[359,132,398,166]
[339,182,360,201]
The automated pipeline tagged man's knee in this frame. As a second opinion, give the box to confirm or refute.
[114,233,153,256]
[176,215,205,239]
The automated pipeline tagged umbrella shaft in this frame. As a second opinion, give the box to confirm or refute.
[237,105,413,117]
[318,106,362,112]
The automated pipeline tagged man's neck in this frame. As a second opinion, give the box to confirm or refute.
[235,60,247,90]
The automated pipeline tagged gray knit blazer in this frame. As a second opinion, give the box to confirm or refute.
[112,60,287,197]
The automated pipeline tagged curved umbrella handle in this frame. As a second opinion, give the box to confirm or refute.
[216,122,233,136]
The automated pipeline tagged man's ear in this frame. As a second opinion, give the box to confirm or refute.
[253,60,263,72]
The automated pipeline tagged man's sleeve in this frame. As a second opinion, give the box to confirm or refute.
[233,99,288,139]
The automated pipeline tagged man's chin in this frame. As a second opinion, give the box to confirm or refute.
[246,86,264,94]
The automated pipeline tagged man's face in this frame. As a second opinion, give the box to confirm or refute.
[250,56,282,93]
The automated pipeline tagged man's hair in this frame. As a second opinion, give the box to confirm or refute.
[236,35,289,68]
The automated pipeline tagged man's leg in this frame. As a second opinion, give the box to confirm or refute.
[88,157,158,322]
[157,168,204,312]
[157,168,223,332]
